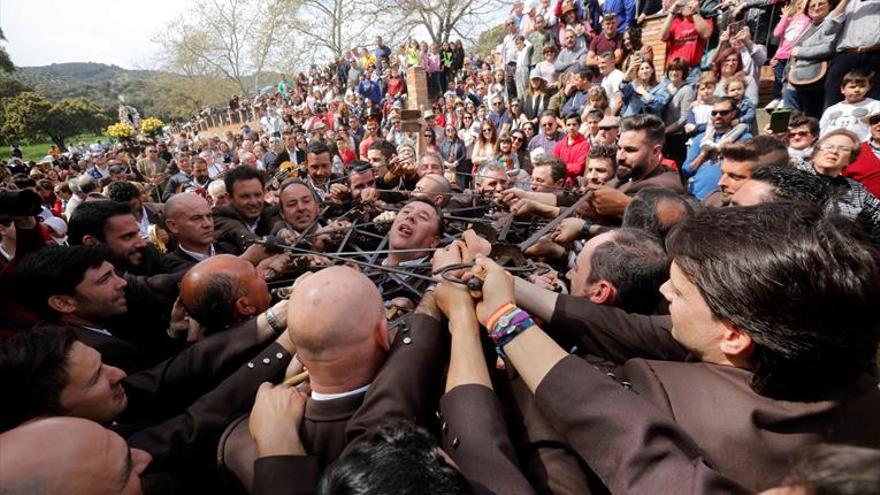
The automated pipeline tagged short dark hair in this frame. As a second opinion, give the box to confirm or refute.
[665,57,689,75]
[714,96,738,114]
[106,181,141,203]
[532,155,567,183]
[9,245,111,319]
[587,228,669,313]
[576,66,594,81]
[318,421,471,495]
[588,144,617,162]
[68,200,134,245]
[783,445,880,494]
[0,327,78,431]
[623,188,696,242]
[666,203,880,400]
[749,166,832,205]
[184,273,244,332]
[369,140,396,159]
[224,166,264,197]
[307,140,331,157]
[721,135,789,169]
[788,113,819,135]
[619,114,665,146]
[347,160,373,176]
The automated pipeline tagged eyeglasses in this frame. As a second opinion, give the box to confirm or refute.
[788,130,813,138]
[512,136,524,142]
[711,109,734,116]
[819,143,853,154]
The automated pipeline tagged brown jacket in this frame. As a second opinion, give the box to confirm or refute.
[218,313,450,494]
[610,165,686,196]
[534,355,751,494]
[546,295,880,491]
[439,384,535,495]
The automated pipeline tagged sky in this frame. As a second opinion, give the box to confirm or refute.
[1,0,188,69]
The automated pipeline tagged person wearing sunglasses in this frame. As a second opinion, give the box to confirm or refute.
[786,114,820,164]
[682,97,752,200]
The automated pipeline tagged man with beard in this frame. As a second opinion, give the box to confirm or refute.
[69,199,163,276]
[304,141,342,201]
[213,166,278,255]
[105,182,167,274]
[10,246,165,371]
[589,114,685,221]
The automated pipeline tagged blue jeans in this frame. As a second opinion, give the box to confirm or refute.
[772,59,787,100]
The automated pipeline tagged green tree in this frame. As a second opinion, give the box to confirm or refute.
[0,76,29,100]
[0,28,14,73]
[0,92,108,150]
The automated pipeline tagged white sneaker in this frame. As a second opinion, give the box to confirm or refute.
[765,99,780,110]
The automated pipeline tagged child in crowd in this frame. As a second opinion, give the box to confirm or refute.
[725,77,756,129]
[685,73,717,136]
[820,69,880,142]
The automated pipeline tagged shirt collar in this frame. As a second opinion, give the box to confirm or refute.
[311,383,371,401]
[179,244,215,261]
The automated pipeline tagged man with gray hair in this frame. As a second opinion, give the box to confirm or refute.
[64,174,96,219]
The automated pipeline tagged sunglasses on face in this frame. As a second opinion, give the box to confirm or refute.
[711,109,733,116]
[789,130,812,137]
[512,136,524,142]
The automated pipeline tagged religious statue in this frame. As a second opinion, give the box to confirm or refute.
[117,95,141,129]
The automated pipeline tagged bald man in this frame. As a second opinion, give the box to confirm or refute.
[413,174,453,208]
[161,192,218,272]
[0,417,152,495]
[180,254,273,334]
[221,266,451,494]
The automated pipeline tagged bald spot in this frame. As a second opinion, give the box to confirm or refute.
[180,254,253,310]
[287,266,383,362]
[655,198,688,228]
[165,192,210,220]
[0,417,127,494]
[416,174,452,194]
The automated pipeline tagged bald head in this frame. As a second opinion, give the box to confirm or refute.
[164,192,214,250]
[0,417,151,495]
[165,192,209,220]
[180,255,271,331]
[287,266,388,392]
[413,174,452,207]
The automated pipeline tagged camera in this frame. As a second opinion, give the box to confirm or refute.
[0,190,42,217]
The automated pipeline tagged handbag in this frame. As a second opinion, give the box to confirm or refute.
[788,56,828,86]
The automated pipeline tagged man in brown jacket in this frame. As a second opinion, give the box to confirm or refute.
[220,266,449,494]
[511,202,880,491]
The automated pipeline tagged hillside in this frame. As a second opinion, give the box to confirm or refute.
[11,62,160,117]
[9,62,284,121]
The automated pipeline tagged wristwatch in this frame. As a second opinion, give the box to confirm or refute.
[265,307,285,333]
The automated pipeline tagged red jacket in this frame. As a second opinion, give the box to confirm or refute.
[844,142,880,198]
[553,133,590,180]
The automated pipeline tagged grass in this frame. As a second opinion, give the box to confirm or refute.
[0,133,106,162]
